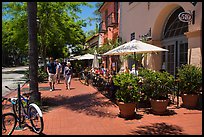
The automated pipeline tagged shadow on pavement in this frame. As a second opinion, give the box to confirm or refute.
[41,92,118,118]
[140,108,177,116]
[118,112,143,120]
[129,122,187,135]
[2,70,27,74]
[22,87,52,92]
[180,104,202,111]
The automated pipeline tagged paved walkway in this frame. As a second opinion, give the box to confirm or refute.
[3,78,202,135]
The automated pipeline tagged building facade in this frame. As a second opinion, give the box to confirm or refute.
[99,2,120,71]
[120,2,202,76]
[85,33,99,49]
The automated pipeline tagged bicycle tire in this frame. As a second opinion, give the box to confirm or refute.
[12,100,26,124]
[28,103,44,134]
[2,113,17,135]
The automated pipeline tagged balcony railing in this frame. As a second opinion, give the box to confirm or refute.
[106,12,118,27]
[99,21,107,33]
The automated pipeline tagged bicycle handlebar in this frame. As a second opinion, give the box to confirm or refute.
[2,97,11,103]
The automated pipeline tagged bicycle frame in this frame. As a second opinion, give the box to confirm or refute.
[4,79,44,134]
[11,94,43,120]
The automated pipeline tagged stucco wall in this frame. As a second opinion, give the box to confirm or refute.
[120,2,202,70]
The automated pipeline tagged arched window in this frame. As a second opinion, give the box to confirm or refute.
[161,7,189,76]
[163,7,188,39]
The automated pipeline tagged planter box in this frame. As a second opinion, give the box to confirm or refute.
[181,94,199,108]
[150,98,169,114]
[117,101,136,118]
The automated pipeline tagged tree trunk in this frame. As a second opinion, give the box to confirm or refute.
[43,45,47,72]
[27,2,41,106]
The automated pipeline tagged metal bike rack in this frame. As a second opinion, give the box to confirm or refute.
[15,83,24,130]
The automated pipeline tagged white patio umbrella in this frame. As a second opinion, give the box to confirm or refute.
[77,53,101,60]
[72,55,82,60]
[77,53,94,60]
[103,39,168,74]
[103,39,168,55]
[92,50,99,68]
[69,55,81,60]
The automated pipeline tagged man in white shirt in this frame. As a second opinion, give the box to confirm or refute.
[130,64,138,76]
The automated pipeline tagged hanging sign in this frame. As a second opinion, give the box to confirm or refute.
[178,12,193,23]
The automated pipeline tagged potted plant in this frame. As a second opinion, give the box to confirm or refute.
[139,68,175,114]
[112,73,141,118]
[177,64,202,108]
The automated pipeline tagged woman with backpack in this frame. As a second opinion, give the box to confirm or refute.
[64,62,73,90]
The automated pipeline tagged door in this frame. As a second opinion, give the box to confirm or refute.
[162,36,188,76]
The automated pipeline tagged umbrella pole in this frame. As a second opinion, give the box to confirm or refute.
[134,52,136,75]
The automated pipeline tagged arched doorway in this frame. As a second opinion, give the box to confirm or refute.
[161,7,188,76]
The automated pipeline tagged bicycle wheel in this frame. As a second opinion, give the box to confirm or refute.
[28,103,44,134]
[12,100,26,124]
[2,113,17,135]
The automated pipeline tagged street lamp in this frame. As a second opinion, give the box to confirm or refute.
[139,28,152,41]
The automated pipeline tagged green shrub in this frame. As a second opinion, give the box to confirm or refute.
[112,73,141,103]
[24,66,48,82]
[139,68,175,100]
[177,64,202,94]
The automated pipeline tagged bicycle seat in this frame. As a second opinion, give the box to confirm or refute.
[22,92,32,98]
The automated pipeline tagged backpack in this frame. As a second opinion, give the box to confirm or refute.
[65,67,72,75]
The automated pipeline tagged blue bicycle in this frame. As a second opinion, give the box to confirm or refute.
[5,80,44,134]
[2,97,17,135]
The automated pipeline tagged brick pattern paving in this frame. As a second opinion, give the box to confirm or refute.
[3,78,202,135]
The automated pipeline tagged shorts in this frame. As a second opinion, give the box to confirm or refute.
[48,73,56,83]
[65,75,71,84]
[56,72,61,80]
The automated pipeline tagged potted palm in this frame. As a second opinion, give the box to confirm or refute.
[177,64,202,108]
[139,68,175,114]
[112,73,141,118]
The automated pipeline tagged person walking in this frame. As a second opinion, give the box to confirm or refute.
[55,59,62,84]
[64,62,73,90]
[47,57,57,91]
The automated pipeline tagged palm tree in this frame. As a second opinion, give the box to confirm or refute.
[27,2,41,105]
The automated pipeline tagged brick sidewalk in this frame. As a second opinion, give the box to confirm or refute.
[4,78,202,135]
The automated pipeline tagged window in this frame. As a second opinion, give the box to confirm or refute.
[131,32,135,41]
[105,10,108,29]
[163,7,188,39]
[114,2,119,23]
[179,43,188,67]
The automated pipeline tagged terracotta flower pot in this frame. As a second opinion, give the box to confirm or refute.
[117,101,136,118]
[150,98,169,114]
[181,94,199,108]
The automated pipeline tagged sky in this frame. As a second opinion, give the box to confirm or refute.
[78,2,98,33]
[2,2,98,33]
